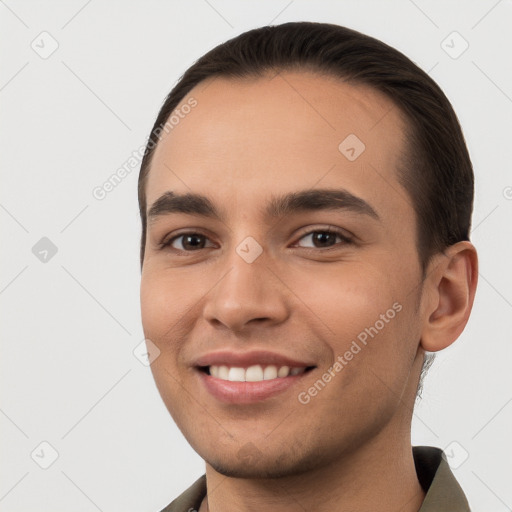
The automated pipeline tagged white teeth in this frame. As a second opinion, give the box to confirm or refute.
[208,364,307,382]
[218,365,229,380]
[246,365,264,382]
[277,365,290,377]
[228,367,245,382]
[263,365,278,380]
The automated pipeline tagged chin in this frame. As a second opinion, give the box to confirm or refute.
[204,447,327,480]
[207,460,312,479]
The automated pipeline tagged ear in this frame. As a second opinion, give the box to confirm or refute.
[420,241,478,352]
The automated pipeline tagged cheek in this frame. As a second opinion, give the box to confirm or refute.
[140,272,189,395]
[297,263,399,336]
[140,267,211,377]
[140,275,167,340]
[140,270,195,418]
[140,268,190,339]
[295,262,417,385]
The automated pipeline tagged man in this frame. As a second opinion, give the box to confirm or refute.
[138,21,478,511]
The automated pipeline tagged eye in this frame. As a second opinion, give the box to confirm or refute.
[160,232,214,252]
[294,228,353,250]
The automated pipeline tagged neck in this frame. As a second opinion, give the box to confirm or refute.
[201,424,425,512]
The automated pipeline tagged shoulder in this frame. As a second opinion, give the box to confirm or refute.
[159,475,207,512]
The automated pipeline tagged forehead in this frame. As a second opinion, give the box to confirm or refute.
[145,71,410,220]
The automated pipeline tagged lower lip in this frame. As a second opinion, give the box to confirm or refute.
[198,370,311,404]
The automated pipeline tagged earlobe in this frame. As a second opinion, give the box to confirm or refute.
[420,241,478,352]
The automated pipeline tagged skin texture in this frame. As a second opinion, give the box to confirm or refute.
[140,71,478,512]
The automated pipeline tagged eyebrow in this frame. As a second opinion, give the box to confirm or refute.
[147,188,380,225]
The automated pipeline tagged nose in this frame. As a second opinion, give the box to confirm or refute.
[202,244,290,333]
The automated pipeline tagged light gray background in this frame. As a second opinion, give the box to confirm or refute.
[1,1,511,511]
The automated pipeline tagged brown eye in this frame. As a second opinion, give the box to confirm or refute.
[295,229,353,249]
[163,233,214,251]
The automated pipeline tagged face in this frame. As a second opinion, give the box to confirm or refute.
[140,71,427,478]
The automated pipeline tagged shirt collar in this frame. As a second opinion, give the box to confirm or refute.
[414,446,470,511]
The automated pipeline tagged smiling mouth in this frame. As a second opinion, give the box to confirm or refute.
[198,364,316,382]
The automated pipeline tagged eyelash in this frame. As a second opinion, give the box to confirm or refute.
[158,227,354,253]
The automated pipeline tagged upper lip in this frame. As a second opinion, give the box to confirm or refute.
[192,350,316,369]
